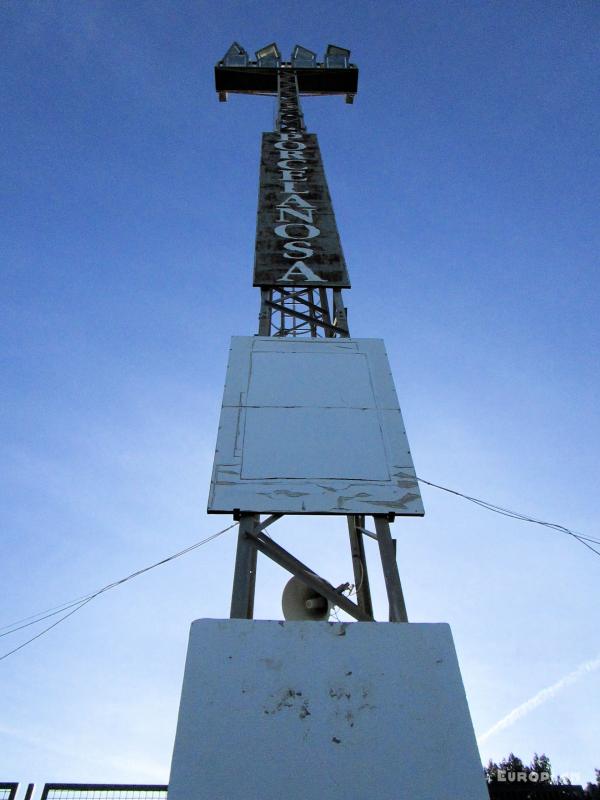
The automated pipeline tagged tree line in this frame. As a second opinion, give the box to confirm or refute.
[485,753,599,797]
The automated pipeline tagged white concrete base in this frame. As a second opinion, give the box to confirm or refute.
[168,620,487,800]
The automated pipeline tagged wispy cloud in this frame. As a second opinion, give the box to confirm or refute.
[478,655,600,745]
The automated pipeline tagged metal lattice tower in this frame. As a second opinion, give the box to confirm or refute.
[213,43,423,623]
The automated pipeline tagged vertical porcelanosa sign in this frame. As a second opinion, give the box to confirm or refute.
[253,131,351,287]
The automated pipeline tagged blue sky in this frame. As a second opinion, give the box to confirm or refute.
[1,0,599,788]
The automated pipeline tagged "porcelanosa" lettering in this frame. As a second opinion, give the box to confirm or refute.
[272,133,324,283]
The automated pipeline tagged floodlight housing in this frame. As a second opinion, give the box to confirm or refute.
[221,42,248,67]
[255,43,281,68]
[325,44,350,68]
[292,45,317,68]
[214,42,358,99]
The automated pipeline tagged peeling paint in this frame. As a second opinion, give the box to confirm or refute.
[208,338,425,516]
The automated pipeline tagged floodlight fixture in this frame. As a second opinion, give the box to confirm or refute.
[221,42,249,67]
[215,41,358,99]
[291,45,317,69]
[255,43,281,68]
[325,44,350,69]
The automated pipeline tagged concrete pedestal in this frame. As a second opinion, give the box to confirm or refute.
[168,620,488,800]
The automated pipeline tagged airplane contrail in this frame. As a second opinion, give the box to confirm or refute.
[478,654,600,745]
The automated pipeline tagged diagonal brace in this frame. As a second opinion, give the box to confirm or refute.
[246,529,373,622]
[278,289,329,316]
[265,300,343,335]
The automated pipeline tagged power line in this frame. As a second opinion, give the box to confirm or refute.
[0,522,238,662]
[2,480,596,661]
[0,597,98,663]
[416,477,600,557]
[0,590,94,631]
[0,595,98,636]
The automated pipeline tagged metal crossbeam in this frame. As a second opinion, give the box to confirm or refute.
[242,521,372,622]
[279,287,330,315]
[228,514,408,623]
[259,287,349,338]
[266,298,339,335]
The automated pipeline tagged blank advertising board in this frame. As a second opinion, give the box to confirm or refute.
[208,337,424,516]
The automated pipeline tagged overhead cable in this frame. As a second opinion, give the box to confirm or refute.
[0,522,238,661]
[3,478,597,661]
[416,477,600,557]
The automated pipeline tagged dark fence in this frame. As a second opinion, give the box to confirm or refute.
[489,783,586,799]
[3,781,590,799]
[41,787,168,800]
[0,787,167,800]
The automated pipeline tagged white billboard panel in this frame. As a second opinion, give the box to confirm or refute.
[208,337,423,516]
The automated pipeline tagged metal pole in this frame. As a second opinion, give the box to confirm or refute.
[230,513,259,619]
[258,288,272,335]
[373,515,408,622]
[347,514,374,617]
[332,289,349,335]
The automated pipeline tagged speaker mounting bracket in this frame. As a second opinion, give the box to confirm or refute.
[230,511,407,623]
